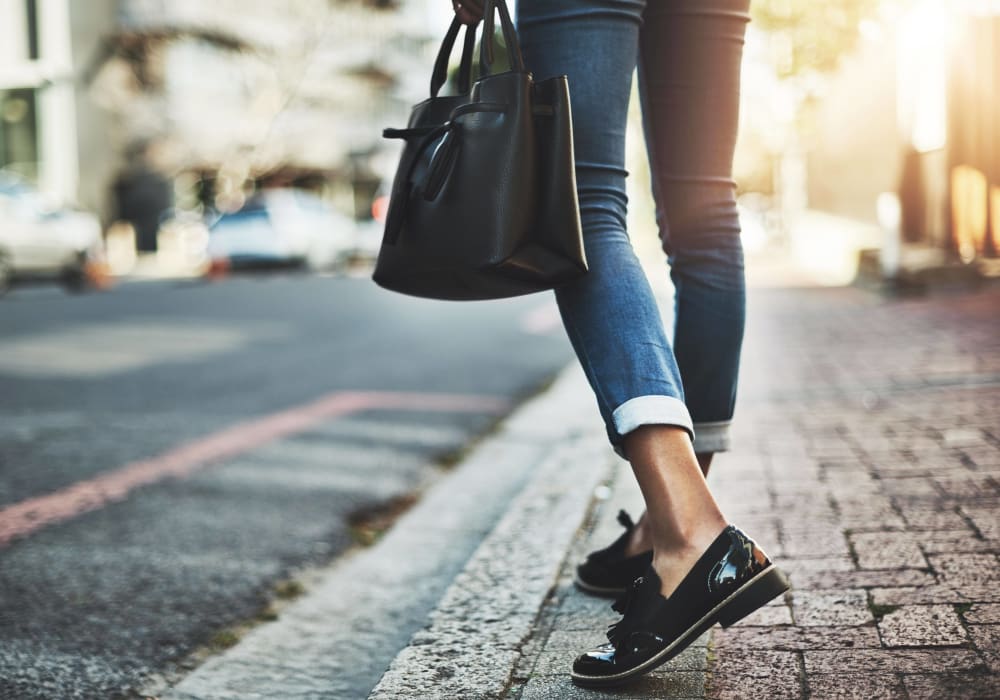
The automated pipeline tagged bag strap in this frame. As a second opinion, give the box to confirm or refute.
[458,20,477,90]
[432,0,525,95]
[430,17,479,97]
[480,0,525,75]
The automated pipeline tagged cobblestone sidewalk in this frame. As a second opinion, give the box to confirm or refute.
[510,284,1000,699]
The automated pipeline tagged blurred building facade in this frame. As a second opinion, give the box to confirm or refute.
[946,7,1000,263]
[804,1,1000,265]
[0,0,118,217]
[103,0,444,218]
[3,0,447,230]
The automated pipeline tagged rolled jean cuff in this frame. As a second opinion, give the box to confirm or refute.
[612,395,695,452]
[691,420,732,454]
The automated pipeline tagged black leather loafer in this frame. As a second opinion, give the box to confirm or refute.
[575,510,654,597]
[571,525,789,687]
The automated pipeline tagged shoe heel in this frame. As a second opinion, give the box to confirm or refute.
[716,566,790,629]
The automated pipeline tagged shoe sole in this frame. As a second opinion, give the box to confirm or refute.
[572,573,627,598]
[571,565,790,688]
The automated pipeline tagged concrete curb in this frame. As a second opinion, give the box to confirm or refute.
[162,363,612,699]
[368,414,615,699]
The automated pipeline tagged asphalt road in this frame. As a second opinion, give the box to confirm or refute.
[0,272,574,699]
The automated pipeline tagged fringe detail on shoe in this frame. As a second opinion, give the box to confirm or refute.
[606,574,644,647]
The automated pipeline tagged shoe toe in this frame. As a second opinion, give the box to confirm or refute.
[572,643,618,676]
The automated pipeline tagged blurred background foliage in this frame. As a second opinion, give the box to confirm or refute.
[752,0,882,78]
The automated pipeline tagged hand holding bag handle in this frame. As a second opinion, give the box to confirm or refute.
[452,0,484,26]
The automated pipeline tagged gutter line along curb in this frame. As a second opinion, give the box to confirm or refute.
[163,363,613,699]
[368,380,616,698]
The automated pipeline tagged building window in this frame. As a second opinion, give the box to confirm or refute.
[0,89,39,182]
[0,0,39,65]
[25,0,39,60]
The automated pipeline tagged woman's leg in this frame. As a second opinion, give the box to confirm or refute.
[516,1,786,685]
[517,0,729,597]
[623,427,727,595]
[518,0,693,455]
[623,451,713,557]
[639,0,751,453]
[620,0,750,560]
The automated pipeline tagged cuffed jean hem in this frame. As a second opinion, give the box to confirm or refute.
[691,419,732,454]
[610,395,695,458]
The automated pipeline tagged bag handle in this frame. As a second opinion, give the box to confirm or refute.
[431,0,526,96]
[480,0,525,75]
[430,17,479,97]
[458,21,477,89]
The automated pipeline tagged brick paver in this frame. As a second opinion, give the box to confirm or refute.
[507,285,999,699]
[709,285,1000,698]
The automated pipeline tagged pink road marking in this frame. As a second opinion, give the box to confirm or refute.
[349,390,511,414]
[0,390,511,548]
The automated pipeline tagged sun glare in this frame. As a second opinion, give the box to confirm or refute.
[896,0,951,153]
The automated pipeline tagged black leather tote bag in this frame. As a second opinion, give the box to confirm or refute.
[372,0,587,300]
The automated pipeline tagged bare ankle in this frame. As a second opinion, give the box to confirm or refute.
[652,518,726,558]
[649,520,728,596]
[649,543,703,596]
[631,511,726,559]
[624,513,653,557]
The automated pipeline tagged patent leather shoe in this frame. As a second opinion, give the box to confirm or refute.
[574,510,653,597]
[571,525,789,687]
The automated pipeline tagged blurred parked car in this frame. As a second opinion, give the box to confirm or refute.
[0,173,103,296]
[350,187,390,264]
[205,189,356,271]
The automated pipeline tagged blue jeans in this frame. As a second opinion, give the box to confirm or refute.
[516,0,751,455]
